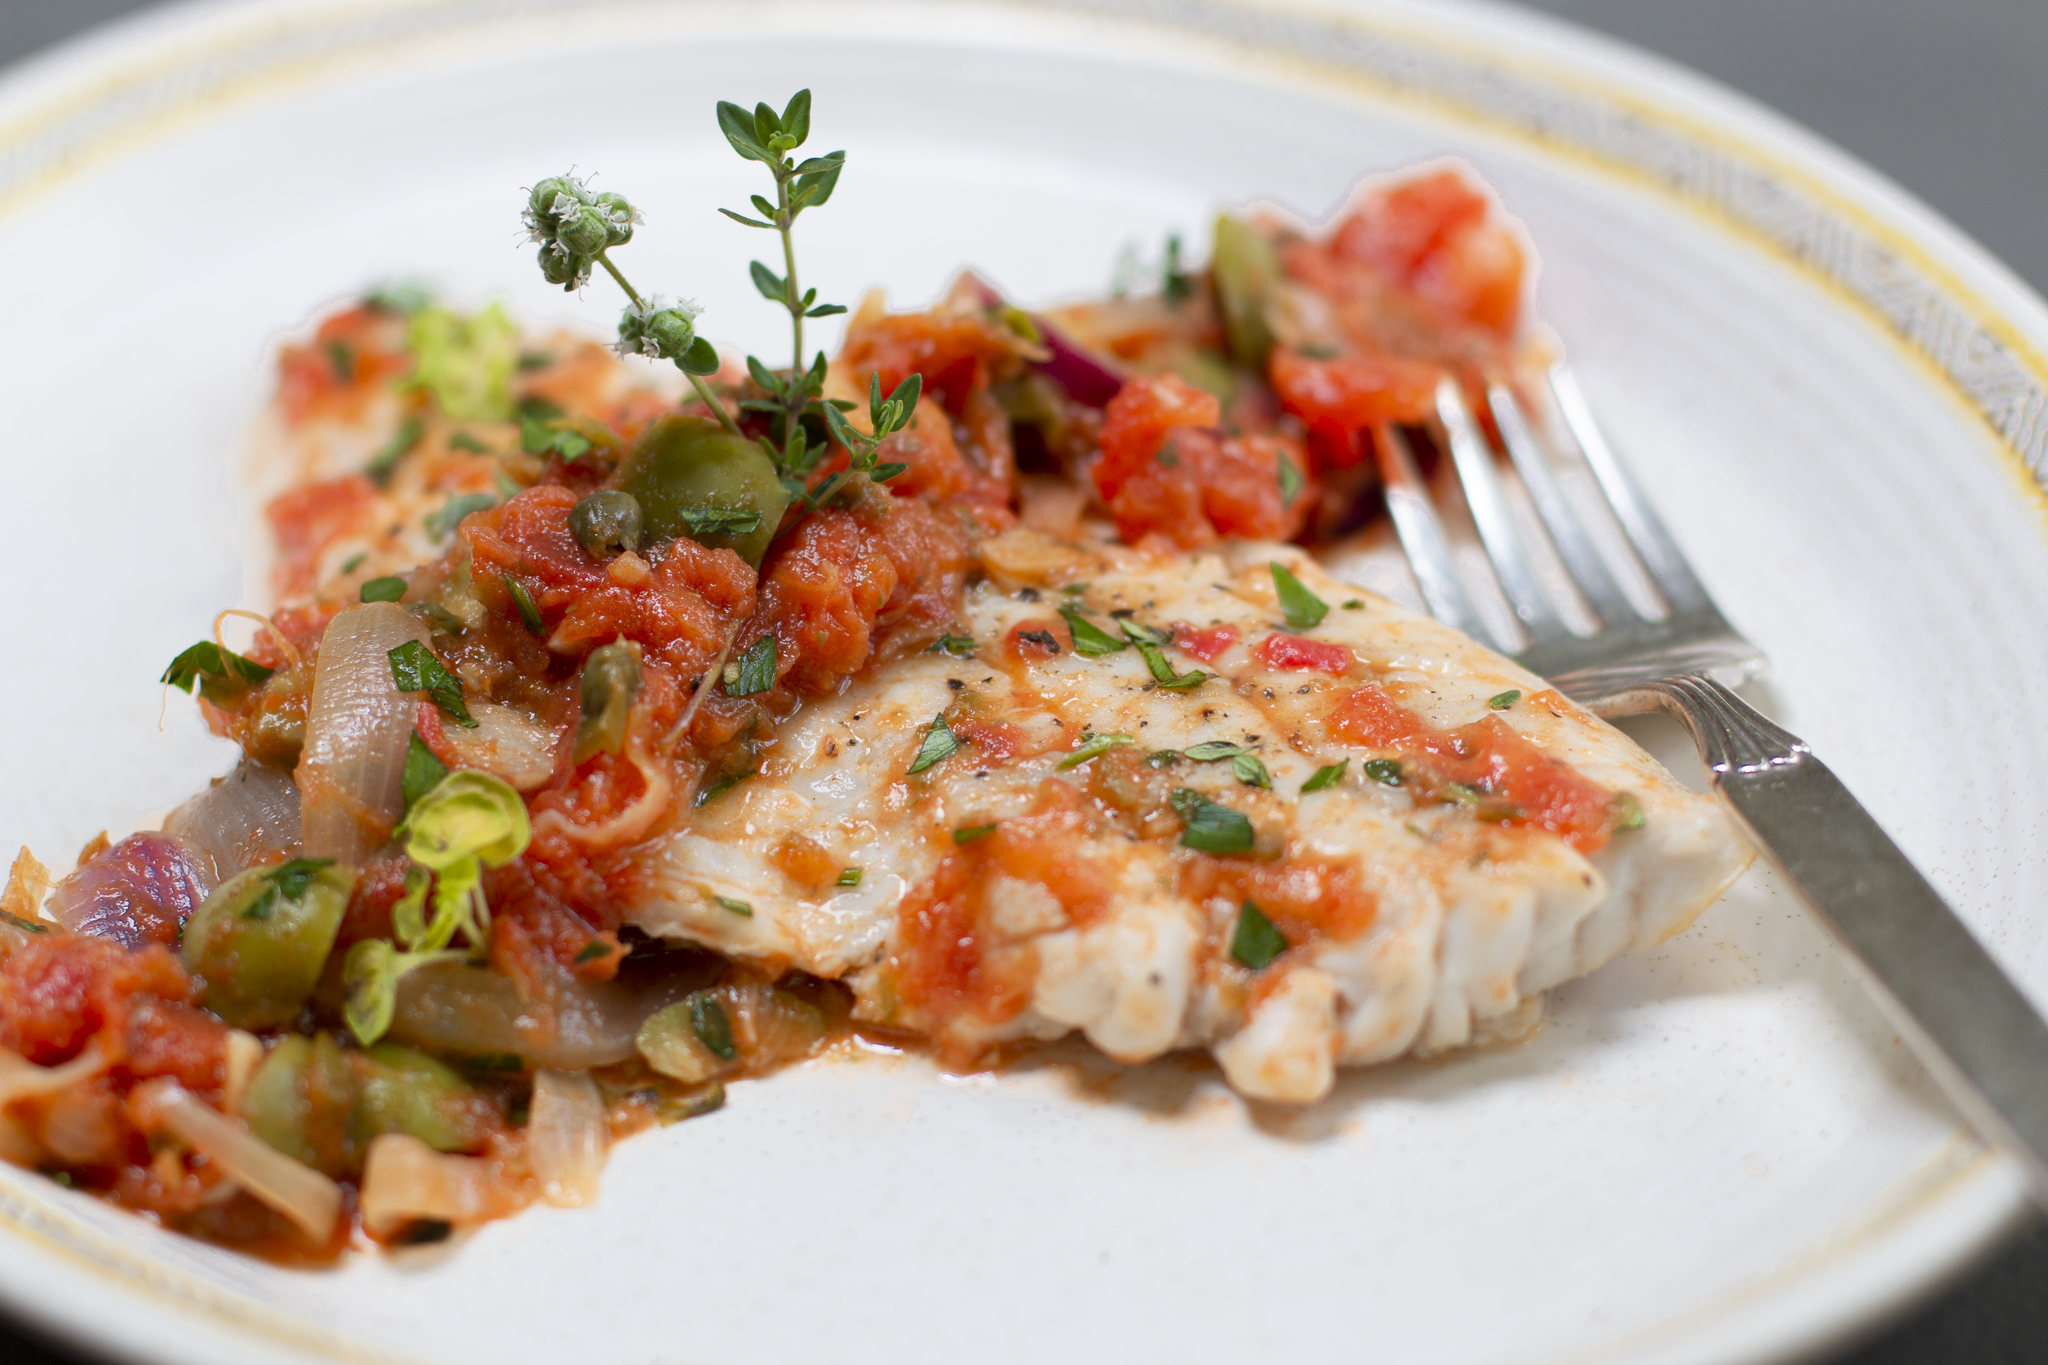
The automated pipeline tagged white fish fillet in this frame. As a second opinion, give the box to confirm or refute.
[627,531,1751,1102]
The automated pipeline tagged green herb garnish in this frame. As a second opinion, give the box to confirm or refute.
[1170,788,1256,855]
[1120,619,1209,691]
[388,640,476,727]
[907,714,960,775]
[448,431,490,454]
[696,768,755,807]
[691,994,738,1060]
[1488,689,1522,710]
[160,641,273,705]
[360,575,407,604]
[1057,732,1133,769]
[1270,562,1329,630]
[365,416,424,486]
[724,635,778,697]
[1230,901,1289,970]
[0,910,46,935]
[400,731,450,813]
[1277,454,1303,508]
[1059,605,1128,657]
[426,491,497,542]
[504,575,545,635]
[1183,741,1270,788]
[678,505,765,538]
[574,939,614,963]
[952,823,998,844]
[836,867,862,887]
[1363,758,1403,785]
[1342,599,1365,610]
[715,896,755,917]
[1301,760,1347,793]
[928,632,976,657]
[1611,791,1646,831]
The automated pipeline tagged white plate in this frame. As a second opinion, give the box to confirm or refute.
[3,2,2046,1362]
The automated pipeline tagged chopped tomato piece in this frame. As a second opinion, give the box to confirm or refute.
[1172,623,1240,664]
[1268,348,1441,470]
[1094,376,1310,547]
[1329,167,1527,338]
[1253,633,1353,674]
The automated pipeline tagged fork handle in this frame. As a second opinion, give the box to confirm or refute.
[1615,675,2048,1208]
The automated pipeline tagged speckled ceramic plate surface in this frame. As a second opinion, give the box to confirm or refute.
[3,2,2046,1362]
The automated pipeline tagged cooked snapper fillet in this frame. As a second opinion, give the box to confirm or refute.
[627,530,1752,1102]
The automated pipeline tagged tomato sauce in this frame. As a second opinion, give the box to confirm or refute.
[1328,683,1622,853]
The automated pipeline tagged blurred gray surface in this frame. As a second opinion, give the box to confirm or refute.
[0,1,2043,1362]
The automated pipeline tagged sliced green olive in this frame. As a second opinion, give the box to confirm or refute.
[245,1030,358,1175]
[636,993,739,1084]
[617,413,790,565]
[568,489,643,559]
[182,860,356,1029]
[573,640,643,763]
[352,1043,490,1153]
[1212,212,1281,370]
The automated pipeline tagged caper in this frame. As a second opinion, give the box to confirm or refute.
[574,641,643,763]
[181,859,356,1029]
[617,414,791,566]
[568,489,643,559]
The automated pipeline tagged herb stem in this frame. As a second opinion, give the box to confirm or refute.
[600,250,742,437]
[778,173,803,409]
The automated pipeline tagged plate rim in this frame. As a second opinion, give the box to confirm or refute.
[0,2,2041,1363]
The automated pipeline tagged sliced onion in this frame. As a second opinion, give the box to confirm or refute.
[296,604,432,863]
[135,1078,341,1241]
[436,701,560,793]
[164,757,303,883]
[0,1111,40,1167]
[389,958,688,1069]
[45,834,212,949]
[1031,316,1124,406]
[359,1133,508,1236]
[528,1069,605,1208]
[222,1030,263,1117]
[0,1042,107,1109]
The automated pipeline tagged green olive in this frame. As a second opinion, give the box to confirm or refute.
[182,860,356,1029]
[245,1031,358,1175]
[352,1043,489,1153]
[1211,212,1280,370]
[617,414,790,566]
[635,994,738,1084]
[568,489,643,559]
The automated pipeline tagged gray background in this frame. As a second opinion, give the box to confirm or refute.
[0,0,2043,1361]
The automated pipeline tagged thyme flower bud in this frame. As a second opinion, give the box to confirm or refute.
[523,173,591,244]
[591,191,639,247]
[556,204,614,257]
[617,296,704,361]
[538,241,593,290]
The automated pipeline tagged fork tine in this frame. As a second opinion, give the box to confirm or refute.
[1485,381,1641,629]
[1433,378,1569,645]
[1372,422,1493,644]
[1544,363,1717,622]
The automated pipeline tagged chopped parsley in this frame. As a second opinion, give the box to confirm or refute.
[907,714,960,775]
[387,641,476,727]
[1058,605,1128,657]
[160,641,273,705]
[1488,689,1522,711]
[724,635,778,697]
[1301,760,1347,793]
[426,491,497,542]
[1184,741,1269,789]
[689,994,737,1061]
[1230,901,1289,970]
[241,858,335,922]
[1057,732,1133,769]
[836,867,863,887]
[1363,758,1403,785]
[574,939,615,963]
[1120,619,1209,691]
[1342,599,1365,610]
[695,768,755,807]
[1611,791,1646,831]
[677,505,765,537]
[1277,453,1303,508]
[1170,788,1256,855]
[927,632,976,657]
[952,823,998,843]
[365,416,424,487]
[504,576,544,635]
[447,431,490,454]
[400,731,450,813]
[715,896,754,917]
[359,575,407,604]
[1270,562,1329,630]
[341,552,368,575]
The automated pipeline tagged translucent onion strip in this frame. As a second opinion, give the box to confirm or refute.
[0,1043,108,1109]
[359,1133,505,1237]
[296,604,433,863]
[136,1079,341,1241]
[528,1069,606,1208]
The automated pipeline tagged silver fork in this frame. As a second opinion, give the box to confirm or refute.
[1373,364,2048,1209]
